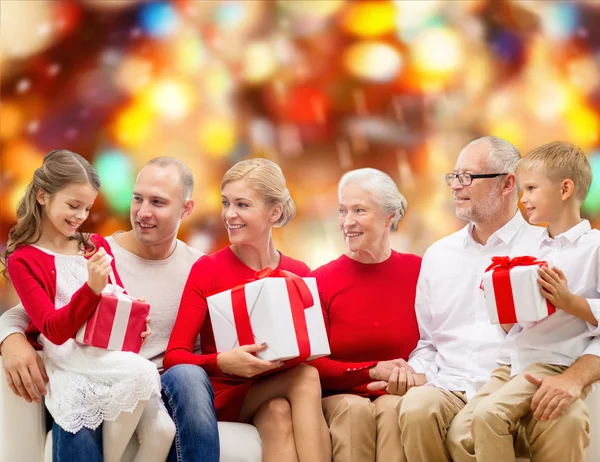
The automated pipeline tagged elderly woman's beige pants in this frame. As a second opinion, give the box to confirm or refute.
[322,387,469,462]
[322,393,406,462]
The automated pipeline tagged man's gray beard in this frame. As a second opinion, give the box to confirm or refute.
[455,191,503,224]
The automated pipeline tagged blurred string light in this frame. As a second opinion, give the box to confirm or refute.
[541,3,579,40]
[115,56,154,94]
[277,0,345,36]
[275,85,330,125]
[242,41,278,84]
[197,118,237,158]
[212,1,246,29]
[173,35,207,75]
[0,0,57,61]
[488,119,524,149]
[203,64,235,104]
[5,182,29,221]
[409,26,464,90]
[564,99,599,147]
[394,0,443,41]
[82,0,140,11]
[344,41,403,82]
[148,80,195,121]
[94,150,134,214]
[490,30,524,63]
[567,57,600,95]
[2,141,44,183]
[277,0,345,20]
[583,153,600,215]
[138,2,178,38]
[113,103,154,148]
[341,1,397,38]
[0,103,24,140]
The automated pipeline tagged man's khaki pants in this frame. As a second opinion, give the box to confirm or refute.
[322,389,468,462]
[446,363,591,462]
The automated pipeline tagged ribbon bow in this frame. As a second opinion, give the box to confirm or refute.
[484,256,543,273]
[102,283,126,296]
[230,267,314,364]
[483,255,554,323]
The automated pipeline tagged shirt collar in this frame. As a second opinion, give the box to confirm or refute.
[463,212,527,249]
[540,219,591,248]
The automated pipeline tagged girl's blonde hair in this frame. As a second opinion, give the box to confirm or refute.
[220,158,296,227]
[1,149,101,281]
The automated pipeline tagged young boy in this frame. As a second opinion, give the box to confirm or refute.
[447,141,600,462]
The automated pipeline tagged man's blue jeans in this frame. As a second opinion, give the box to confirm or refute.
[162,365,220,462]
[52,365,219,462]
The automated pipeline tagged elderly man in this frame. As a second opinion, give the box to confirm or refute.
[379,136,600,461]
[0,157,219,462]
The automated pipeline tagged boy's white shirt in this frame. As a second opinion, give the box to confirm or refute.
[497,219,600,376]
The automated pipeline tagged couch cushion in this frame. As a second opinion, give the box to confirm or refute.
[44,422,262,462]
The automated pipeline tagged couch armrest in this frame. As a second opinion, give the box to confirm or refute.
[0,357,47,462]
[585,386,600,461]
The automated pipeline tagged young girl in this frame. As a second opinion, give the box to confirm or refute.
[2,150,175,462]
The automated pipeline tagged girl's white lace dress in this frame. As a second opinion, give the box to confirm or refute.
[38,248,162,434]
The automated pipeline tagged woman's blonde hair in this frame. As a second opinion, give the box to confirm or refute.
[1,149,101,281]
[220,158,296,227]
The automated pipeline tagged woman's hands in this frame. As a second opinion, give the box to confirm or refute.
[369,358,415,381]
[367,367,427,396]
[216,343,283,378]
[87,248,111,295]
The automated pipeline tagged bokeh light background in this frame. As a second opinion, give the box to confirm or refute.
[2,0,600,310]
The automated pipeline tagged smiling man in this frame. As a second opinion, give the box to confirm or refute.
[0,157,220,462]
[388,137,600,462]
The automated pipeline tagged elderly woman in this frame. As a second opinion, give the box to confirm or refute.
[164,158,331,462]
[311,168,422,462]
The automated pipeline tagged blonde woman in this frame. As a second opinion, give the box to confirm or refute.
[164,158,331,462]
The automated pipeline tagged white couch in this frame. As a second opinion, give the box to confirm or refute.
[2,356,599,462]
[0,358,262,462]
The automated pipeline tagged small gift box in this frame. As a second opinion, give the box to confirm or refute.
[482,256,556,324]
[76,282,150,353]
[207,268,330,363]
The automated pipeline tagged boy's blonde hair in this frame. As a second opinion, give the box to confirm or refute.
[516,141,592,202]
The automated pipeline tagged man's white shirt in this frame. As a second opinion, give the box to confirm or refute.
[408,212,547,399]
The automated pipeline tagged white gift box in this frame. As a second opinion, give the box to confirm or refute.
[207,276,330,362]
[482,257,555,324]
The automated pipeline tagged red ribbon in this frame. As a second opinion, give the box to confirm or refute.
[230,268,314,364]
[484,256,555,323]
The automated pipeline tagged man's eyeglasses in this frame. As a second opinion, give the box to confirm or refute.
[444,172,508,186]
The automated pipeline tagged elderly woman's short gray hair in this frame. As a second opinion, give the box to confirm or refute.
[338,168,408,231]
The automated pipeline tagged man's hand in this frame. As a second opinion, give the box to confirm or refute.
[367,367,427,396]
[369,358,415,382]
[1,333,48,403]
[140,312,151,346]
[525,372,582,420]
